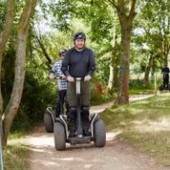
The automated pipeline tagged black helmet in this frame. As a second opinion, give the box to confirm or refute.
[59,49,67,56]
[73,32,86,41]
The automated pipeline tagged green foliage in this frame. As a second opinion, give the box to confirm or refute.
[2,0,170,133]
[91,78,114,105]
[2,41,56,132]
[0,1,6,31]
[11,68,56,132]
[2,48,16,108]
[133,0,170,71]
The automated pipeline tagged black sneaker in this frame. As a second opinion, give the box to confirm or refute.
[83,129,91,136]
[69,129,76,138]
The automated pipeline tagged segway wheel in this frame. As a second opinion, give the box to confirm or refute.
[94,119,106,147]
[44,111,53,133]
[54,122,66,150]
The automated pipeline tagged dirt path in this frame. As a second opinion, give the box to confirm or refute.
[24,95,169,170]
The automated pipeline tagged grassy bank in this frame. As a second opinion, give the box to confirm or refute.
[3,133,29,170]
[101,93,170,166]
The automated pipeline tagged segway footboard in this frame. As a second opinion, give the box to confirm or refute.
[69,136,91,145]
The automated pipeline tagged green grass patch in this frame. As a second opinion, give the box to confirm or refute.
[101,93,170,166]
[91,93,114,105]
[3,133,29,170]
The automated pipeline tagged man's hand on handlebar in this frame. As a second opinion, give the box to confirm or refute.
[84,75,91,82]
[67,75,74,82]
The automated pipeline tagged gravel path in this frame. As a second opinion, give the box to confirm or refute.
[24,95,170,170]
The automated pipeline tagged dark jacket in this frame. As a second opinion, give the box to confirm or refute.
[162,67,169,73]
[61,47,96,78]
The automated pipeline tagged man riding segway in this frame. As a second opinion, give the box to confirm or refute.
[53,32,105,150]
[61,32,96,138]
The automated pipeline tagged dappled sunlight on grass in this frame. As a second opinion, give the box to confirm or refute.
[101,93,170,165]
[132,118,170,133]
[106,130,123,141]
[132,100,151,106]
[128,107,145,115]
[4,143,29,170]
[3,133,29,170]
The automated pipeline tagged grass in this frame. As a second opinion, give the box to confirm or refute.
[101,93,170,166]
[3,132,29,170]
[91,93,114,105]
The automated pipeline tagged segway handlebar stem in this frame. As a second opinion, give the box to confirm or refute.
[75,77,82,94]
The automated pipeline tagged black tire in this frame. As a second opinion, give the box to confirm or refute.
[94,119,106,147]
[44,112,53,133]
[54,122,66,150]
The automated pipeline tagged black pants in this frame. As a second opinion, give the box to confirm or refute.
[68,106,90,131]
[56,90,69,116]
[163,73,169,88]
[67,82,91,131]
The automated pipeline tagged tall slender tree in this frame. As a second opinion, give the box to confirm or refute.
[2,0,37,146]
[0,0,15,123]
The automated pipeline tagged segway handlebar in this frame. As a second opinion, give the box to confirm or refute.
[75,77,82,95]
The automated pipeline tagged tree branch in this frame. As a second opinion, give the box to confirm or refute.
[35,35,52,68]
[0,0,15,52]
[128,0,137,19]
[106,0,119,11]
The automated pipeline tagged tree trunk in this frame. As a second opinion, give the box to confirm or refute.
[2,0,37,146]
[107,0,137,104]
[0,0,15,121]
[143,54,153,86]
[116,0,137,104]
[117,22,131,104]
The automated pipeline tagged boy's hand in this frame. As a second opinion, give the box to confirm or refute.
[84,75,91,81]
[49,72,55,79]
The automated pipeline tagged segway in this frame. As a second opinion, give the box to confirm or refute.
[54,78,106,150]
[44,97,67,133]
[44,107,55,132]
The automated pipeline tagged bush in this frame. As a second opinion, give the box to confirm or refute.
[91,81,113,105]
[11,70,56,132]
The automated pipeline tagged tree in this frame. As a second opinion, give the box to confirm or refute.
[0,0,15,124]
[2,0,37,146]
[133,0,170,85]
[106,0,137,104]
